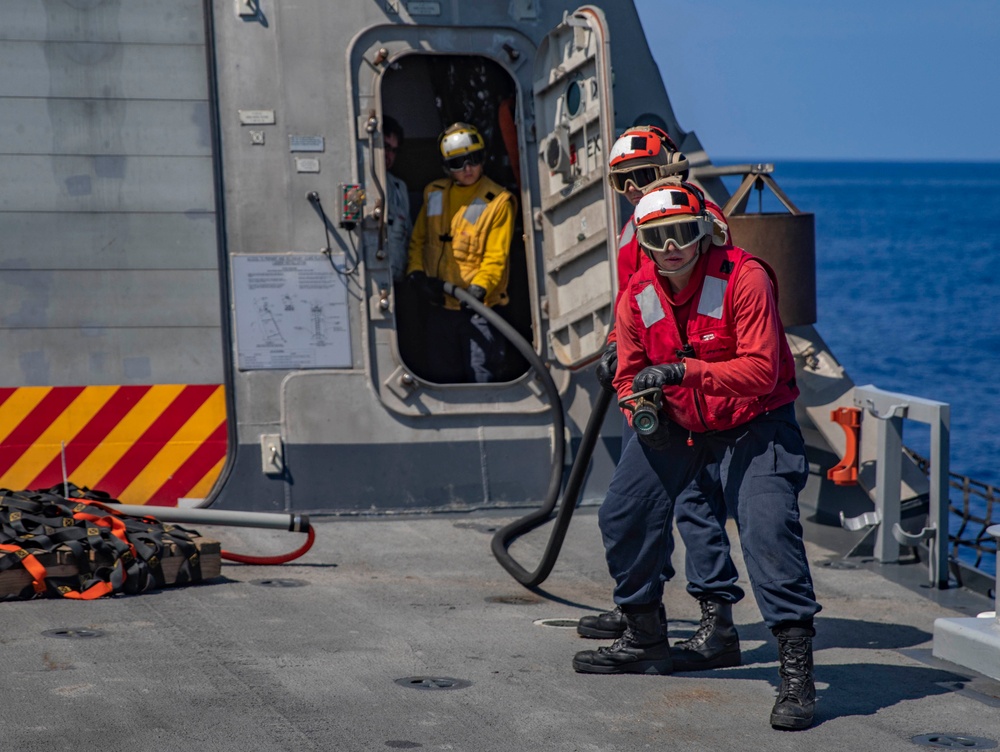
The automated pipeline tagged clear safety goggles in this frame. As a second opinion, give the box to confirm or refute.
[608,165,660,193]
[444,151,486,171]
[636,218,711,252]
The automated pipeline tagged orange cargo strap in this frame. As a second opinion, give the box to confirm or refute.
[0,540,117,599]
[0,543,48,594]
[827,407,861,485]
[72,507,137,556]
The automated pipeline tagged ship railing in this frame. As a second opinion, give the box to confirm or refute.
[847,385,999,591]
[904,446,999,576]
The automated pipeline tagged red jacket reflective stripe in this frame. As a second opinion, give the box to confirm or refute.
[613,245,798,433]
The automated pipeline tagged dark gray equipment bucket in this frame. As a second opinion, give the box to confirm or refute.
[722,169,817,327]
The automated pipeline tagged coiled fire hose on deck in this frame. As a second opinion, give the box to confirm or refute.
[442,283,612,588]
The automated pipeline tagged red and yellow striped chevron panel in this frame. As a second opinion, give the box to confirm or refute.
[0,385,227,507]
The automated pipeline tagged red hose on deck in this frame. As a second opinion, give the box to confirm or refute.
[220,525,316,565]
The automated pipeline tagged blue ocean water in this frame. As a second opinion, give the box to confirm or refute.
[723,161,1000,573]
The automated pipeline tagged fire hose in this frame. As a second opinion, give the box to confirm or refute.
[442,282,613,588]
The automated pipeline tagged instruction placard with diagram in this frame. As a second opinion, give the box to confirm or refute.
[232,254,352,370]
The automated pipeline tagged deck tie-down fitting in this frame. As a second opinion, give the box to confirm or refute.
[828,407,861,485]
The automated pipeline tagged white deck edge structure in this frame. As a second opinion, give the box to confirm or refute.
[933,525,1000,680]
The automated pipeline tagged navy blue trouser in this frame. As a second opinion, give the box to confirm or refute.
[601,416,741,607]
[599,402,820,628]
[424,306,506,383]
[617,414,677,585]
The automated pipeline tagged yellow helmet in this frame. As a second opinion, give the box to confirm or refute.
[439,122,485,161]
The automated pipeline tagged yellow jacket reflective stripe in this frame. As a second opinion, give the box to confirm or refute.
[406,175,516,311]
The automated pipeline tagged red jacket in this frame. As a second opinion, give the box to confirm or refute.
[613,245,798,433]
[608,200,729,346]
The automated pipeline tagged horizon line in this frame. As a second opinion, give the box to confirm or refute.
[711,157,1000,164]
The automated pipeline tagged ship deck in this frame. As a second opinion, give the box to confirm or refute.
[3,491,999,751]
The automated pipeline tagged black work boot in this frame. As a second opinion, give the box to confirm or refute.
[671,598,742,671]
[770,626,816,731]
[577,603,666,639]
[572,606,673,675]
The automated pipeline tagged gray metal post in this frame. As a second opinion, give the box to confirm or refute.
[852,385,951,587]
[990,525,1000,625]
[874,410,904,563]
[117,506,310,532]
[929,406,951,588]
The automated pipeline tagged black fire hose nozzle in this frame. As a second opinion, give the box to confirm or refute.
[618,388,663,436]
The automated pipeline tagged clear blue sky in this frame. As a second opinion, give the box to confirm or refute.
[633,1,1000,161]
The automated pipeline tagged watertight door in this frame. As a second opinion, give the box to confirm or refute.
[532,6,619,368]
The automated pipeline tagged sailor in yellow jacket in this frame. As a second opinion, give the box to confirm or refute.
[406,122,516,383]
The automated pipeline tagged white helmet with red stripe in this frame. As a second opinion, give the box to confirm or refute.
[634,181,715,276]
[607,125,688,193]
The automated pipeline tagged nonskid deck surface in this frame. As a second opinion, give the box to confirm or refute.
[3,508,999,752]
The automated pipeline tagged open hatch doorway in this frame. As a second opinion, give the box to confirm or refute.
[381,54,532,384]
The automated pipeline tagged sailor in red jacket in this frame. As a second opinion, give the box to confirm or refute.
[600,127,730,369]
[580,126,744,674]
[573,181,821,732]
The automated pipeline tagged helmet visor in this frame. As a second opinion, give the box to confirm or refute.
[608,166,660,193]
[445,150,485,171]
[637,219,708,252]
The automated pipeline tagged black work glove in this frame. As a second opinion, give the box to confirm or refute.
[636,419,672,451]
[633,363,686,391]
[407,270,444,306]
[595,342,618,393]
[462,284,487,311]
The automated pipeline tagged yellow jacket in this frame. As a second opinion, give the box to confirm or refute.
[406,175,516,310]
